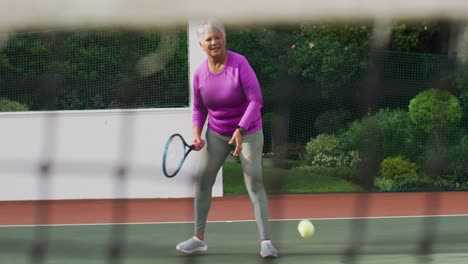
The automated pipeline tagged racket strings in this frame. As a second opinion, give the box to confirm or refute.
[164,136,186,176]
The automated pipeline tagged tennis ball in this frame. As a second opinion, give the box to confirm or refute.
[297,219,315,238]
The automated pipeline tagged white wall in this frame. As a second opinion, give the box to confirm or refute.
[0,109,223,201]
[0,22,223,201]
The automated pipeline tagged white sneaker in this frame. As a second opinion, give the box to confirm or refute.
[176,236,208,254]
[260,240,278,258]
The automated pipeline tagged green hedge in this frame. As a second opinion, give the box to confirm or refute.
[0,98,29,112]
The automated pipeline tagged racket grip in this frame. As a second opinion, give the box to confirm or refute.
[192,142,202,150]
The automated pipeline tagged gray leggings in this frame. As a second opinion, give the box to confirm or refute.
[195,128,271,240]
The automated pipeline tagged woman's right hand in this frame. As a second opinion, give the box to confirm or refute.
[192,138,205,151]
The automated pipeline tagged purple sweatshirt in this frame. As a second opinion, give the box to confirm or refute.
[192,51,263,136]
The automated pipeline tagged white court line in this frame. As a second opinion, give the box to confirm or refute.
[1,214,468,228]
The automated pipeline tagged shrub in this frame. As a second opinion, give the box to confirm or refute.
[463,134,468,152]
[374,177,395,191]
[451,63,468,114]
[310,152,361,168]
[0,98,29,112]
[412,126,468,189]
[380,156,418,180]
[305,134,341,157]
[409,88,462,133]
[303,133,361,168]
[375,174,433,192]
[432,174,468,190]
[395,174,433,190]
[459,89,468,129]
[310,153,340,167]
[434,130,468,186]
[341,108,426,163]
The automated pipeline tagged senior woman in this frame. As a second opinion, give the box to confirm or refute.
[175,19,278,258]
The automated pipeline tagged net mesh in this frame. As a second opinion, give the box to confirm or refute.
[0,29,189,110]
[1,2,468,264]
[223,24,468,192]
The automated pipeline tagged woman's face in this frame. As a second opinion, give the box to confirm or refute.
[200,28,226,58]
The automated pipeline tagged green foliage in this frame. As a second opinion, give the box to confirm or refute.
[314,109,354,134]
[451,64,468,91]
[288,39,368,101]
[302,134,361,168]
[453,65,468,128]
[374,174,433,192]
[463,134,468,152]
[374,168,468,192]
[310,153,342,167]
[1,30,188,110]
[380,156,418,180]
[0,98,29,112]
[409,88,463,133]
[308,152,361,168]
[461,89,468,122]
[390,22,439,52]
[0,51,12,72]
[5,33,50,78]
[374,177,394,192]
[305,134,341,157]
[341,108,426,162]
[278,23,371,132]
[432,174,468,190]
[222,162,363,194]
[436,128,468,185]
[297,23,372,47]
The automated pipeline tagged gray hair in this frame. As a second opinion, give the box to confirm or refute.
[197,18,226,40]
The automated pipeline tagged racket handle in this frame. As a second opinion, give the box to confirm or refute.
[192,142,202,150]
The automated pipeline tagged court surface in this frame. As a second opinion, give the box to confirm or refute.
[1,192,468,264]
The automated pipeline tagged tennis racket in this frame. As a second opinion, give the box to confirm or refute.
[162,133,200,178]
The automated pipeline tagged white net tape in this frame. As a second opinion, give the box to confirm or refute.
[1,0,468,30]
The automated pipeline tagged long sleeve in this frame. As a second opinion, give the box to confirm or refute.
[238,59,263,130]
[192,73,208,128]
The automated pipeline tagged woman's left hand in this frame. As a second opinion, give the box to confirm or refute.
[228,129,243,156]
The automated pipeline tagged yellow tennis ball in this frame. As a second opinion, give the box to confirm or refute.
[297,219,315,238]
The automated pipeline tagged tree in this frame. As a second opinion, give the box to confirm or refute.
[409,88,463,173]
[409,88,462,133]
[390,21,440,53]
